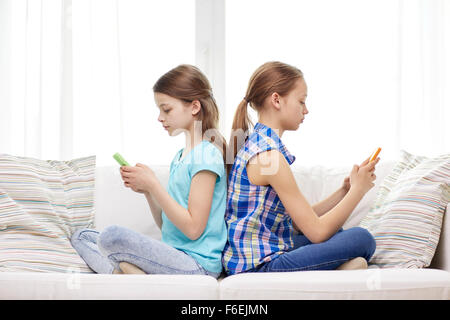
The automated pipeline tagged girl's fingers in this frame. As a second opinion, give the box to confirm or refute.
[121,171,133,178]
[121,165,135,173]
[361,157,370,166]
[360,156,380,169]
[364,159,377,171]
[369,157,381,171]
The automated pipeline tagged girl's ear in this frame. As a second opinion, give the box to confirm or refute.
[270,92,281,110]
[191,100,201,116]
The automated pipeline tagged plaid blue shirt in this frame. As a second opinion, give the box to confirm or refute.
[222,122,296,275]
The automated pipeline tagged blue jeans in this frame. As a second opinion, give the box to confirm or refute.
[70,225,221,278]
[247,227,376,273]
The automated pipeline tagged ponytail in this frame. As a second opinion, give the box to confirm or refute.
[229,98,253,163]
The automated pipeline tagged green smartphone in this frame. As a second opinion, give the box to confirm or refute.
[113,152,130,166]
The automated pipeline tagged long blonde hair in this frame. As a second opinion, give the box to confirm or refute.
[230,61,304,163]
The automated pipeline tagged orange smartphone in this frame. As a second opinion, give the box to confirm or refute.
[369,147,382,162]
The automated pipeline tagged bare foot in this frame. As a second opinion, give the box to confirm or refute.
[119,262,146,274]
[337,257,368,270]
[112,268,123,274]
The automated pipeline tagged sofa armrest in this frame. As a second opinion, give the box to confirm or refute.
[429,204,449,271]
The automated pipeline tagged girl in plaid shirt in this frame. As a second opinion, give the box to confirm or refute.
[223,61,379,275]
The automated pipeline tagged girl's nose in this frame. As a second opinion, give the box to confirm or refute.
[304,106,309,114]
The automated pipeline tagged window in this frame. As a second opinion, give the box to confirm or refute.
[72,0,195,165]
[2,0,448,167]
[225,0,400,166]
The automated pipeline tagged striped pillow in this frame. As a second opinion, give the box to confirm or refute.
[359,150,450,268]
[0,154,96,273]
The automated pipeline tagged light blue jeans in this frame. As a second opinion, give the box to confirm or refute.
[70,225,221,278]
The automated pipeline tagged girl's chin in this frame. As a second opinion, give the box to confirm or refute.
[167,128,184,136]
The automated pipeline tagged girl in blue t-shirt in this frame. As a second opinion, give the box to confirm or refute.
[71,65,228,278]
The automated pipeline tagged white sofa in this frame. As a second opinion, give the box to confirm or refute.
[1,161,449,299]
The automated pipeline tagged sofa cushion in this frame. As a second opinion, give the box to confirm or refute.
[0,272,219,299]
[219,269,450,300]
[291,161,396,229]
[359,150,450,268]
[93,161,396,237]
[94,165,166,239]
[0,154,96,273]
[430,204,450,271]
[313,161,396,229]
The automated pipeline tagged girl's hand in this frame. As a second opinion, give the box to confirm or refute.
[349,157,380,195]
[342,156,379,193]
[120,163,158,194]
[341,176,351,193]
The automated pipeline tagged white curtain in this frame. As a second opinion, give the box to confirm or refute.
[225,0,450,167]
[0,0,64,159]
[0,0,195,166]
[397,0,450,157]
[1,0,448,167]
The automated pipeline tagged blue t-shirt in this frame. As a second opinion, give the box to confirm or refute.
[161,140,227,273]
